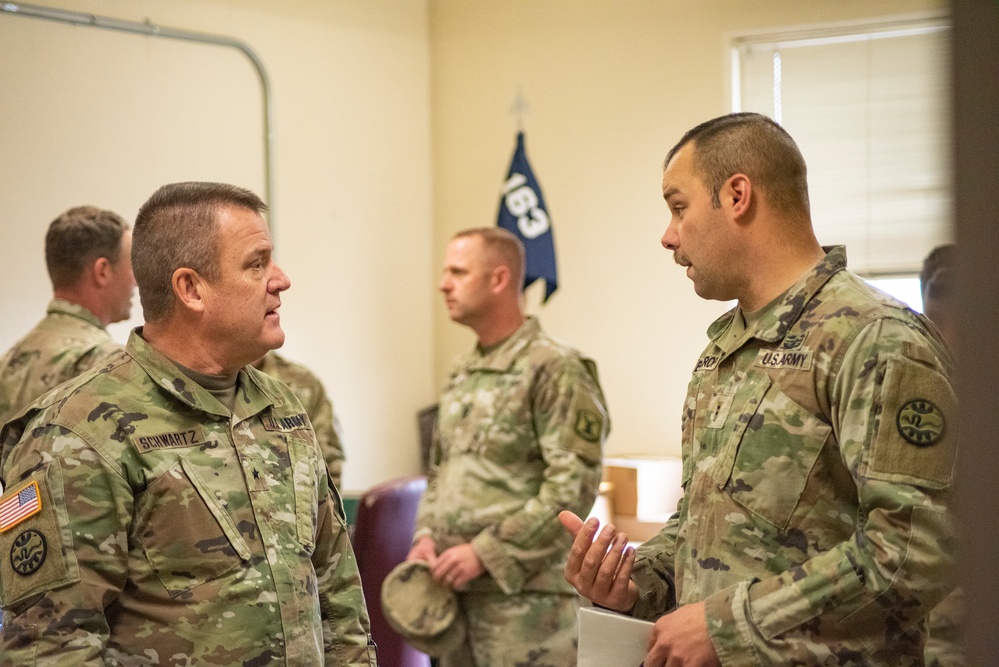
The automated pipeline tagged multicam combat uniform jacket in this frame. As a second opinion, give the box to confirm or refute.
[0,299,122,425]
[0,331,377,666]
[415,317,609,596]
[632,246,957,666]
[257,351,346,489]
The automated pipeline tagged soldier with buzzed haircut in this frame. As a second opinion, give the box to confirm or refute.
[400,227,609,666]
[0,182,377,665]
[0,205,135,426]
[561,113,957,666]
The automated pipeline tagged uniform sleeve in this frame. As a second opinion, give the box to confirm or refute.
[470,358,609,594]
[309,386,346,491]
[0,420,131,666]
[72,340,123,376]
[313,472,378,666]
[702,319,957,665]
[630,506,681,620]
[412,424,442,544]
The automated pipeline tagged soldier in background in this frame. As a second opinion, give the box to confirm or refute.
[254,351,346,488]
[402,227,609,666]
[0,182,376,665]
[561,113,957,666]
[0,206,134,425]
[920,243,965,667]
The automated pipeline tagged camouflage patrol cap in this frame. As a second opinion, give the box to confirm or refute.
[380,560,465,656]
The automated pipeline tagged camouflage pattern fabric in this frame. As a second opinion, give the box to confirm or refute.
[926,577,966,665]
[256,351,346,489]
[631,246,957,665]
[440,590,579,667]
[414,317,608,664]
[0,299,122,426]
[0,330,377,666]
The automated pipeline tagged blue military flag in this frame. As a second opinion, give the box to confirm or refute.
[497,131,558,302]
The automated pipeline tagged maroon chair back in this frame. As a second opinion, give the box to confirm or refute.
[352,475,431,667]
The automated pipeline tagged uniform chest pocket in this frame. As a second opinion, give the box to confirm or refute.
[136,459,251,598]
[724,381,831,529]
[288,436,319,550]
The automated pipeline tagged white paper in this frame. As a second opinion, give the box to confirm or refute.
[577,606,654,666]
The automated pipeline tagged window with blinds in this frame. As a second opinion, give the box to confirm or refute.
[732,18,952,276]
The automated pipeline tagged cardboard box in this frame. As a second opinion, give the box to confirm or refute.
[603,456,683,518]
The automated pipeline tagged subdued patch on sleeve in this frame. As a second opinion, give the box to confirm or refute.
[0,472,74,607]
[867,354,956,489]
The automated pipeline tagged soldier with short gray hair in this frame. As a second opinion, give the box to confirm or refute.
[561,113,957,666]
[0,182,377,665]
[399,227,609,666]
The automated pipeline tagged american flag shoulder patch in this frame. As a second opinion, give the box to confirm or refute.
[0,480,42,533]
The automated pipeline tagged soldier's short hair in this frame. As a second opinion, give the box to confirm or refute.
[664,112,811,220]
[45,206,130,290]
[920,243,955,302]
[133,182,267,322]
[453,227,526,291]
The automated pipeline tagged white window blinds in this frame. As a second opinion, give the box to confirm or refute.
[733,18,952,275]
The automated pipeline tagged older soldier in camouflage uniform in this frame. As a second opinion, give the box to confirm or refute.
[406,227,609,666]
[562,113,957,666]
[0,182,377,665]
[0,206,134,426]
[254,351,347,488]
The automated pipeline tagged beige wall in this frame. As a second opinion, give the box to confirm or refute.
[429,0,947,461]
[0,0,434,491]
[0,0,947,489]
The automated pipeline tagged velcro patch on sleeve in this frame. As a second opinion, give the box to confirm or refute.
[0,472,74,607]
[867,354,957,489]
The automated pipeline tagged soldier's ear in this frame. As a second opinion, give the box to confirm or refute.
[91,256,114,288]
[491,264,511,294]
[172,267,207,314]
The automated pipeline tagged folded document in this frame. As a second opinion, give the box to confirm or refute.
[577,606,654,666]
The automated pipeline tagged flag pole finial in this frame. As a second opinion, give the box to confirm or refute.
[510,87,529,131]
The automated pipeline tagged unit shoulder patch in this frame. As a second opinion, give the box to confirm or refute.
[896,398,945,447]
[574,409,603,443]
[10,529,47,575]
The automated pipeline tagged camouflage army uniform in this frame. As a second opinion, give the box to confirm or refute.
[631,246,957,666]
[0,330,377,666]
[414,316,608,666]
[256,351,346,489]
[926,588,965,666]
[0,299,122,425]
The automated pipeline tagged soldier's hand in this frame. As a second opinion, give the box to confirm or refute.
[559,510,638,613]
[406,535,437,566]
[644,601,720,667]
[432,544,485,589]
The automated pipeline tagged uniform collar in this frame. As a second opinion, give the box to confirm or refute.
[125,329,282,422]
[706,245,848,345]
[466,316,541,372]
[47,298,105,330]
